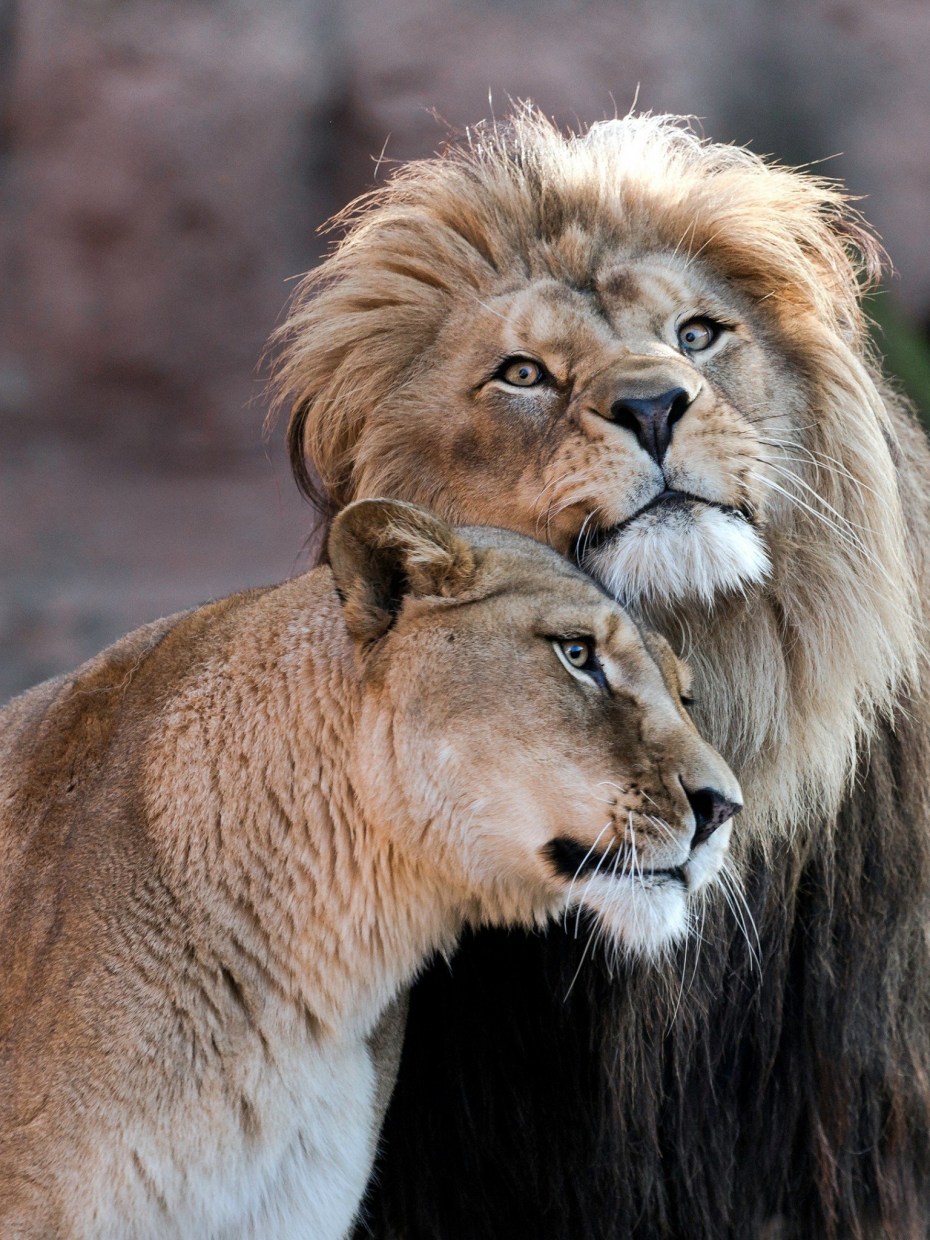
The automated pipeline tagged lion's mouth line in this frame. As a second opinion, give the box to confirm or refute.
[577,489,750,557]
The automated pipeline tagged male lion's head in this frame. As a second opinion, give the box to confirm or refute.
[274,109,921,838]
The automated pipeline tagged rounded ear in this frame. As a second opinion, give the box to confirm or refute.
[639,626,692,702]
[328,499,478,643]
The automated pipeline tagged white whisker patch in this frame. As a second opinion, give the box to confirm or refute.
[585,506,770,608]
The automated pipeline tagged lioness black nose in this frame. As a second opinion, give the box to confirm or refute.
[610,388,692,463]
[686,786,742,848]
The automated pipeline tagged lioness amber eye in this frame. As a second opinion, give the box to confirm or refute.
[500,358,546,387]
[551,637,609,690]
[563,640,590,667]
[677,319,718,352]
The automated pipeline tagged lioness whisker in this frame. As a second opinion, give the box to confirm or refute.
[720,859,761,957]
[642,813,677,847]
[715,875,752,968]
[562,914,600,1004]
[628,812,645,891]
[563,821,612,931]
[574,838,616,939]
[671,914,690,1024]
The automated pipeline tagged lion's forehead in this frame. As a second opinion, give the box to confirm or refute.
[485,253,740,369]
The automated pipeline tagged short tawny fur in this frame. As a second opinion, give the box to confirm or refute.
[0,499,738,1239]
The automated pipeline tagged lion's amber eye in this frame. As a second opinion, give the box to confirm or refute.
[500,358,546,387]
[677,318,718,352]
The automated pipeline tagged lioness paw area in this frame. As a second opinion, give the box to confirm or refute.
[0,499,738,1238]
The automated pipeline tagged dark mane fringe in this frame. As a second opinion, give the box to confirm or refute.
[286,400,336,519]
[355,703,930,1239]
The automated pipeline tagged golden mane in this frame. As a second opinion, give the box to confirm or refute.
[273,109,922,844]
[275,110,881,502]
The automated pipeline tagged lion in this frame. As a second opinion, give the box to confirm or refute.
[274,110,930,1238]
[0,498,739,1239]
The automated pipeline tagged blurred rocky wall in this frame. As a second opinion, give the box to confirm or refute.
[2,0,930,699]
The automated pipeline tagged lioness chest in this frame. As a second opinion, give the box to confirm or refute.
[0,625,382,1240]
[4,1011,378,1240]
[121,1034,378,1240]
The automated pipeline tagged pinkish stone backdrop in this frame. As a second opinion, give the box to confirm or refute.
[3,0,930,700]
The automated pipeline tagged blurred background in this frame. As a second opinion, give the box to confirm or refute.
[3,0,930,702]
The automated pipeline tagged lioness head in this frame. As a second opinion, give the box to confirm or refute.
[276,110,919,833]
[331,499,740,957]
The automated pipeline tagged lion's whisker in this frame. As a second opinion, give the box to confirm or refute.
[757,437,880,499]
[464,291,512,323]
[531,470,579,520]
[763,460,879,538]
[719,861,761,972]
[748,471,871,560]
[575,506,604,565]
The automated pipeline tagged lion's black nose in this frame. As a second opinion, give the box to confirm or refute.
[609,388,692,463]
[686,786,742,848]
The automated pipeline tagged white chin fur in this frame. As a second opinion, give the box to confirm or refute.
[579,877,689,959]
[568,823,734,960]
[585,505,770,608]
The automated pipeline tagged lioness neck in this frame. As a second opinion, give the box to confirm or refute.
[144,570,459,1039]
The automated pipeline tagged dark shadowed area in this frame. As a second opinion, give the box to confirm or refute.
[3,0,930,702]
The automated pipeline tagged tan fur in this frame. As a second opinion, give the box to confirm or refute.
[273,110,930,1238]
[0,499,737,1239]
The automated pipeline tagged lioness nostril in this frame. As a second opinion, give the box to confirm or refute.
[686,786,742,847]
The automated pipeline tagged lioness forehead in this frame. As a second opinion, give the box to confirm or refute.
[449,523,671,669]
[459,524,609,596]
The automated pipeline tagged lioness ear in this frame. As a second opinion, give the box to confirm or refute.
[328,499,478,643]
[639,627,692,703]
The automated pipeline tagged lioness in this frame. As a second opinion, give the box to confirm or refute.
[0,499,738,1239]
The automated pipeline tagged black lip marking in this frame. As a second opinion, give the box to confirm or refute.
[646,865,687,886]
[576,489,749,560]
[545,838,685,886]
[546,837,614,881]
